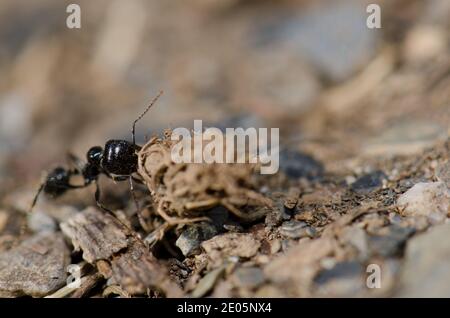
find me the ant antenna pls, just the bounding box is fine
[132,90,163,145]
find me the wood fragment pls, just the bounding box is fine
[60,208,129,263]
[61,207,182,297]
[71,272,104,298]
[0,232,70,297]
[103,285,130,298]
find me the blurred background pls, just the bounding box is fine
[0,0,448,199]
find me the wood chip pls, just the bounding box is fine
[0,232,70,297]
[60,208,129,263]
[61,207,182,297]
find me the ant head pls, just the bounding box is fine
[102,140,138,176]
[87,146,103,166]
[43,167,71,197]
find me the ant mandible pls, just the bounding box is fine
[29,91,164,231]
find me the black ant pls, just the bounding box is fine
[28,91,163,231]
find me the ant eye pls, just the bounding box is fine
[87,146,103,165]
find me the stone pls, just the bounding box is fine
[232,267,265,289]
[270,239,282,255]
[175,222,218,257]
[398,223,450,297]
[265,200,290,230]
[201,233,260,267]
[368,225,415,257]
[436,161,450,188]
[191,262,229,298]
[279,220,316,239]
[339,226,369,261]
[279,149,324,180]
[0,232,70,297]
[365,259,401,297]
[350,171,386,195]
[264,237,334,296]
[397,182,450,218]
[314,261,364,297]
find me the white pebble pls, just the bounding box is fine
[397,182,449,218]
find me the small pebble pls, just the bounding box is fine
[388,212,403,225]
[279,220,316,239]
[350,170,386,195]
[270,239,281,255]
[233,267,265,289]
[320,257,337,270]
[397,182,449,217]
[176,222,218,257]
[279,149,324,180]
[436,161,450,188]
[368,225,415,257]
[398,223,450,297]
[222,223,244,233]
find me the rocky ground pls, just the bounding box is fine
[0,0,449,297]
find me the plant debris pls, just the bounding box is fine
[0,232,69,297]
[137,133,272,227]
[60,207,182,297]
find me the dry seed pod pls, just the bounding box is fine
[137,131,272,225]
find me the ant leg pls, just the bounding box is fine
[132,90,163,145]
[94,180,117,217]
[29,181,45,215]
[129,176,149,232]
[131,175,145,185]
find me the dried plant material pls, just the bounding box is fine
[137,133,272,225]
[45,262,91,298]
[61,207,182,297]
[108,239,182,296]
[103,285,130,298]
[0,232,70,297]
[71,272,104,298]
